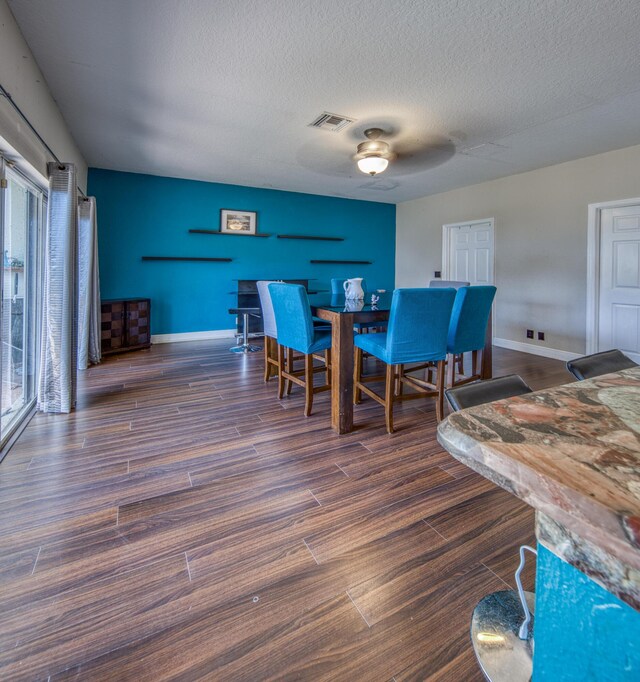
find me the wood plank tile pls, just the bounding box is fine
[0,468,192,533]
[0,546,40,581]
[119,457,344,526]
[424,486,529,540]
[0,490,320,615]
[0,340,565,679]
[0,555,190,680]
[324,564,505,682]
[347,510,527,626]
[305,474,495,563]
[310,461,453,506]
[0,507,117,553]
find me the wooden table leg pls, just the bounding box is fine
[330,312,355,434]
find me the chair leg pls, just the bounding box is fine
[471,350,479,377]
[304,353,314,417]
[395,364,404,396]
[354,346,363,404]
[277,344,286,399]
[436,359,446,421]
[447,353,456,388]
[263,342,270,382]
[426,363,435,385]
[286,347,294,395]
[385,363,395,434]
[325,349,332,387]
[457,353,465,376]
[479,348,487,378]
[264,337,277,382]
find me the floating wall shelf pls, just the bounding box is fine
[189,229,271,238]
[310,259,372,265]
[142,256,232,262]
[277,234,344,242]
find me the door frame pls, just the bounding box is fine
[586,197,640,355]
[441,217,495,282]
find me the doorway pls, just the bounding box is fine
[587,199,640,363]
[442,218,495,285]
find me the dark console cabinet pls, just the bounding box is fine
[101,298,151,355]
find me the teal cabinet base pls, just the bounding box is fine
[533,543,640,681]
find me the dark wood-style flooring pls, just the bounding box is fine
[0,340,570,680]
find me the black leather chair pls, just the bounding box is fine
[566,349,637,381]
[445,374,533,412]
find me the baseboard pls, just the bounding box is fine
[493,337,581,362]
[151,329,237,344]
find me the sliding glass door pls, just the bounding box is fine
[1,167,43,448]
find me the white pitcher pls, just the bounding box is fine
[343,277,365,300]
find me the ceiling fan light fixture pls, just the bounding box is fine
[355,127,391,176]
[357,155,389,176]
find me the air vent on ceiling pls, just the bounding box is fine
[308,112,355,132]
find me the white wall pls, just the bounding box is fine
[0,0,86,189]
[396,144,640,356]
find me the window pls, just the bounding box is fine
[1,167,44,449]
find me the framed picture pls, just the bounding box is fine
[220,209,257,235]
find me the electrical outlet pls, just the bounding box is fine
[526,329,534,339]
[434,270,441,278]
[538,331,545,341]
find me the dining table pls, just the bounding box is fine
[309,291,493,434]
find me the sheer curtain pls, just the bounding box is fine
[77,197,101,370]
[37,163,78,413]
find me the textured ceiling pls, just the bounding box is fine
[7,0,640,203]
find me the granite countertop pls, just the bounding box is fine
[437,367,640,610]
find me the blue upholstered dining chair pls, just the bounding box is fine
[353,288,456,432]
[429,279,470,289]
[256,280,279,382]
[429,280,470,374]
[268,283,332,416]
[446,285,496,386]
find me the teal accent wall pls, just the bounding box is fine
[88,169,396,335]
[533,543,640,681]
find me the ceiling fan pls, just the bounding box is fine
[354,128,395,176]
[297,121,455,179]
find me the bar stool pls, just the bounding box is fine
[228,308,262,354]
[445,374,533,411]
[269,283,332,416]
[353,288,456,432]
[566,349,637,380]
[444,373,537,680]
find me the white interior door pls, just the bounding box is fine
[598,205,640,363]
[446,220,494,284]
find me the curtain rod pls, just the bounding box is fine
[0,82,88,199]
